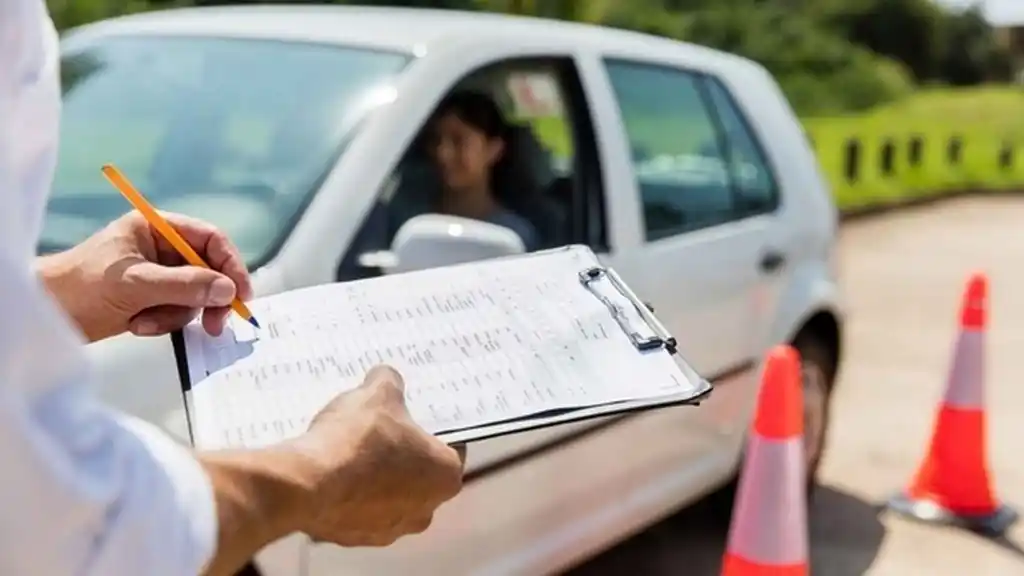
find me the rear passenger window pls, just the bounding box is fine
[604,60,776,241]
[702,78,778,215]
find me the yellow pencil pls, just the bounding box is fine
[101,164,260,329]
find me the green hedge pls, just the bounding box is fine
[807,87,1024,209]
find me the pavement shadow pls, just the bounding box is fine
[565,485,886,576]
[954,523,1024,564]
[808,486,888,576]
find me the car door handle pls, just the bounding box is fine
[759,250,786,274]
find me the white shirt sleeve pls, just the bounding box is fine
[0,2,218,575]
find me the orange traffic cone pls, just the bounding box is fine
[722,346,809,576]
[887,272,1017,535]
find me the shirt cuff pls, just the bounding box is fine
[121,414,219,574]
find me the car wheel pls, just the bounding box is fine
[705,333,837,523]
[796,334,836,489]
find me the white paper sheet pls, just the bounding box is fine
[183,246,703,450]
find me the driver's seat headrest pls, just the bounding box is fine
[504,124,556,189]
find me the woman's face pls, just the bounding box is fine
[429,112,504,193]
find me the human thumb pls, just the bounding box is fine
[361,365,408,410]
[125,262,237,309]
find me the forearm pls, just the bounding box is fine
[199,449,314,576]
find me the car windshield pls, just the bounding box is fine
[41,35,410,266]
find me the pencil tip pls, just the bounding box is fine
[248,316,261,329]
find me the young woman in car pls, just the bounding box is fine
[425,90,542,252]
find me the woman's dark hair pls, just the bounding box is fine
[429,90,544,219]
[432,90,510,142]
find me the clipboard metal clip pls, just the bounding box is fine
[578,266,678,355]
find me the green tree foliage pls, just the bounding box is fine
[816,0,947,81]
[939,7,1014,85]
[676,6,915,114]
[46,0,1016,115]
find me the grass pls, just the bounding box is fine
[526,85,1024,211]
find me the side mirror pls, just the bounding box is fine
[357,214,525,274]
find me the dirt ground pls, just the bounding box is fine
[568,196,1024,576]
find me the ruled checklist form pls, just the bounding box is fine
[181,246,709,449]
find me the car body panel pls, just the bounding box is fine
[307,368,752,576]
[62,7,843,575]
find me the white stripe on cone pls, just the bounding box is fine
[944,330,985,410]
[725,436,809,565]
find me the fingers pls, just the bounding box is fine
[129,306,200,337]
[309,366,407,430]
[452,443,468,468]
[123,261,237,310]
[127,305,231,337]
[149,212,254,302]
[359,365,463,493]
[433,442,465,499]
[361,365,464,482]
[408,513,434,535]
[301,363,465,547]
[360,365,407,409]
[201,306,232,336]
[364,365,405,392]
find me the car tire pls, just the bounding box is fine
[704,333,838,525]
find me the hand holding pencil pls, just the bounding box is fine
[100,163,260,331]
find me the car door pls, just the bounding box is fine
[590,57,787,437]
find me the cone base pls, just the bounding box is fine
[721,552,807,576]
[887,492,1018,536]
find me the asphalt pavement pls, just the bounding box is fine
[567,196,1024,575]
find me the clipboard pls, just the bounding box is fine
[170,245,713,448]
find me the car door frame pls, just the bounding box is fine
[265,34,595,291]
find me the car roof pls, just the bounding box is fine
[64,4,743,67]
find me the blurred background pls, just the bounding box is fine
[46,0,1024,209]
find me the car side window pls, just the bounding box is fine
[336,58,586,282]
[604,59,767,242]
[701,77,779,215]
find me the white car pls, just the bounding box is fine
[46,5,843,575]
